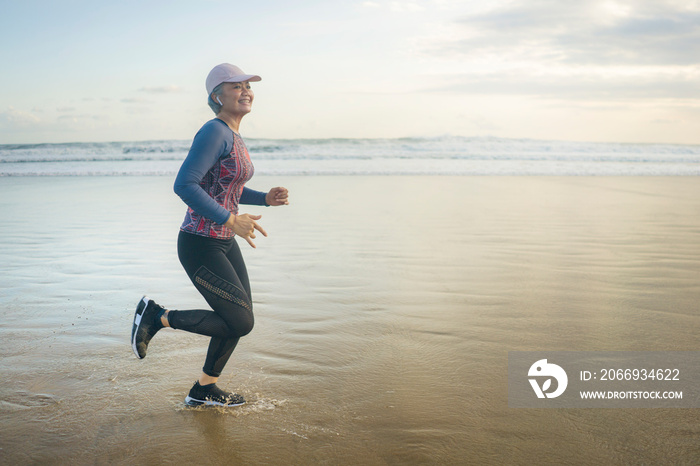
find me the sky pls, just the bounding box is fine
[1,0,699,145]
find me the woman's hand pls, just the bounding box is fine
[266,187,289,206]
[224,213,268,248]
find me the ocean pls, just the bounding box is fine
[2,136,700,176]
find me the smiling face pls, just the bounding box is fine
[215,81,254,118]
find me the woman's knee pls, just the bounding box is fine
[238,318,254,337]
[223,316,253,338]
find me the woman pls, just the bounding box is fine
[131,63,289,407]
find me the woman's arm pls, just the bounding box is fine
[240,187,289,206]
[240,187,268,206]
[173,121,231,225]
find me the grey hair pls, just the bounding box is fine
[207,83,225,115]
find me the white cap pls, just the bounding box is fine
[206,63,261,95]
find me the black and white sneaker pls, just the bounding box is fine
[184,381,246,407]
[131,296,165,359]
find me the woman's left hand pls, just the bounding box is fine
[266,187,289,206]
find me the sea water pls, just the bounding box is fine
[2,136,700,176]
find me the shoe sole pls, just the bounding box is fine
[184,395,245,407]
[131,296,150,359]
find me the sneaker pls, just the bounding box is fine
[184,381,246,407]
[131,296,164,359]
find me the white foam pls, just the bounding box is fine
[2,137,700,176]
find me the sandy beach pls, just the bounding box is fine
[1,175,699,464]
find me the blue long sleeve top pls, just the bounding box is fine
[174,118,267,238]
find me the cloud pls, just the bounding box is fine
[429,67,700,100]
[56,114,107,121]
[0,107,41,129]
[389,1,425,12]
[120,97,151,104]
[441,0,700,66]
[413,0,700,100]
[359,0,426,12]
[139,84,182,93]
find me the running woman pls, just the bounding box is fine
[131,63,289,407]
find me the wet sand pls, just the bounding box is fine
[1,175,699,464]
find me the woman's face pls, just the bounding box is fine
[217,81,254,117]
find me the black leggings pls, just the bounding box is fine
[169,230,255,377]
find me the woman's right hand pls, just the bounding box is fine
[224,213,268,248]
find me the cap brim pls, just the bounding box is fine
[222,74,261,83]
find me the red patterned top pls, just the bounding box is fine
[177,121,255,239]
